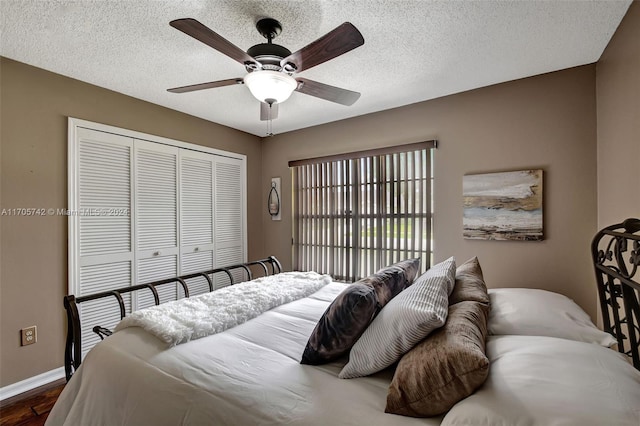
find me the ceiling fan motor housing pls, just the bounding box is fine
[246,43,292,71]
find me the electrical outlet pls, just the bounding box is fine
[21,326,37,346]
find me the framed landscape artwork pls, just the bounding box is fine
[463,169,543,241]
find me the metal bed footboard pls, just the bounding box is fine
[592,218,640,370]
[63,256,283,381]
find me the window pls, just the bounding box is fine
[291,141,436,281]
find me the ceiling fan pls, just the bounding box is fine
[167,17,365,121]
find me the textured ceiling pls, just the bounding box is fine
[0,0,631,137]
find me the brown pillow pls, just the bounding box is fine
[301,284,378,365]
[449,257,490,306]
[386,301,490,417]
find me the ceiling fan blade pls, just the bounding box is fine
[260,102,279,121]
[167,78,243,93]
[170,18,260,68]
[280,22,364,73]
[295,78,361,106]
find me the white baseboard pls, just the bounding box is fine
[0,367,65,401]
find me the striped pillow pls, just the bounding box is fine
[339,257,456,379]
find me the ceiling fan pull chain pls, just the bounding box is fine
[267,103,274,137]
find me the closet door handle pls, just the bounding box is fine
[194,247,200,252]
[153,251,160,256]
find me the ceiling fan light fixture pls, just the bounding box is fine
[243,70,297,104]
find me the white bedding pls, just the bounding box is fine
[445,335,640,425]
[48,283,443,426]
[47,280,640,426]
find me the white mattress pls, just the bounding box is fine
[47,282,443,425]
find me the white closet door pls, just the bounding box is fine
[179,150,215,295]
[134,139,180,310]
[73,128,134,356]
[70,119,248,354]
[214,156,247,287]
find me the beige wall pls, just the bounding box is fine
[262,66,598,321]
[596,0,639,228]
[0,58,263,387]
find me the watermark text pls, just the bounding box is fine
[1,208,130,217]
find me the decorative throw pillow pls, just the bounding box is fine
[301,258,420,365]
[362,258,421,306]
[488,288,617,347]
[377,258,422,286]
[449,257,490,306]
[386,301,490,417]
[339,257,456,379]
[300,283,378,364]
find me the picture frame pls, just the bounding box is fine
[463,169,543,241]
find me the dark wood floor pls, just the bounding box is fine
[0,380,65,426]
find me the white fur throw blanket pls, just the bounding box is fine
[114,271,331,346]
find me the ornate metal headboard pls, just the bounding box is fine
[592,218,640,369]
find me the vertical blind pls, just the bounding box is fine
[291,141,436,282]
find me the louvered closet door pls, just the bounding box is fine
[75,128,133,356]
[134,139,180,310]
[214,156,246,287]
[179,150,215,295]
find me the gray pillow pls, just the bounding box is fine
[339,257,456,378]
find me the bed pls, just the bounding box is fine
[47,220,640,425]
